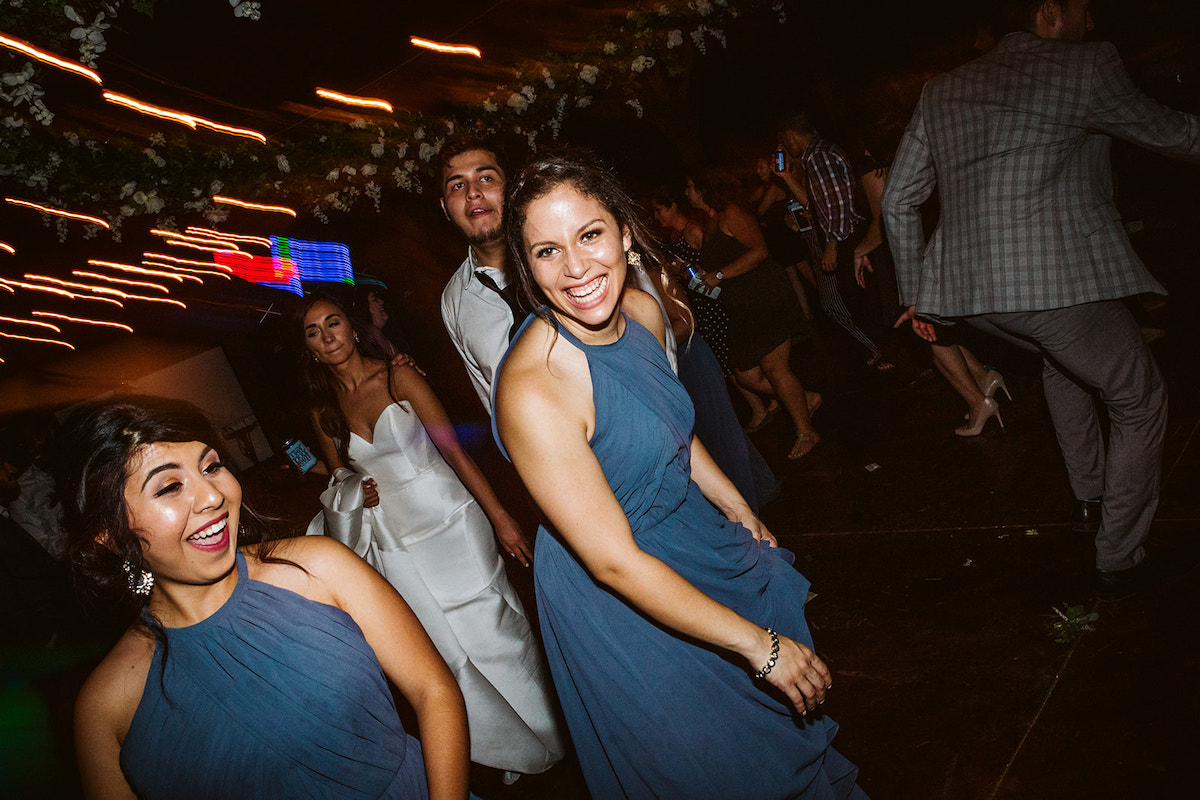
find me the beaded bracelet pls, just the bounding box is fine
[754,628,780,678]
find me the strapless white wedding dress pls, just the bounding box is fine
[348,401,565,774]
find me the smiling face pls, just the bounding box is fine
[303,299,357,366]
[522,184,631,340]
[123,440,241,590]
[441,148,507,247]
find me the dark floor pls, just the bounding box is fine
[3,280,1199,799]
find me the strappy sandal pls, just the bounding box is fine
[788,431,820,460]
[744,402,780,433]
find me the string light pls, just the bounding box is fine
[0,277,124,306]
[0,32,103,84]
[102,91,266,143]
[87,260,190,283]
[409,36,482,57]
[5,198,110,229]
[0,241,14,254]
[0,330,75,350]
[315,88,394,113]
[32,311,134,333]
[0,315,61,333]
[211,196,297,217]
[185,227,271,248]
[73,270,169,294]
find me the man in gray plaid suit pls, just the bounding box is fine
[883,0,1200,600]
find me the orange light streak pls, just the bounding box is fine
[101,92,266,143]
[0,330,75,350]
[186,227,272,248]
[144,253,234,272]
[0,32,103,85]
[32,311,134,333]
[73,270,169,294]
[0,315,61,333]
[5,198,110,229]
[143,261,230,280]
[87,260,189,283]
[151,229,242,250]
[26,274,126,298]
[315,88,394,113]
[211,196,297,217]
[103,91,197,128]
[0,278,124,306]
[409,36,482,57]
[163,239,242,254]
[0,283,13,294]
[0,241,14,254]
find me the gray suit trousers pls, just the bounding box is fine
[968,301,1166,571]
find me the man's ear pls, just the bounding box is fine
[1037,0,1061,32]
[440,196,450,222]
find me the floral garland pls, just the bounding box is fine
[1,0,787,240]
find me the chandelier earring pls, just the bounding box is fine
[626,249,643,268]
[122,561,155,596]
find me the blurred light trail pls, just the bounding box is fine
[315,88,394,113]
[88,260,189,283]
[143,261,230,280]
[25,274,125,298]
[73,270,169,293]
[163,239,241,254]
[144,253,233,273]
[0,330,75,350]
[0,241,14,254]
[0,32,103,84]
[5,198,110,229]
[0,315,61,333]
[151,229,241,250]
[102,92,266,142]
[0,278,124,306]
[212,196,297,217]
[409,36,481,57]
[32,311,134,332]
[103,91,197,128]
[186,227,271,249]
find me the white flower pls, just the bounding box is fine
[342,165,357,176]
[666,29,683,48]
[393,166,412,190]
[527,130,538,150]
[445,119,455,134]
[132,190,147,204]
[631,56,655,73]
[210,180,224,194]
[361,164,377,177]
[712,29,727,48]
[419,142,437,162]
[231,1,262,21]
[413,126,426,140]
[203,206,230,224]
[144,193,165,214]
[120,181,137,199]
[693,0,713,16]
[327,169,341,181]
[542,67,555,89]
[483,99,498,113]
[396,142,408,159]
[657,5,670,16]
[277,154,291,172]
[691,26,709,54]
[507,92,529,112]
[119,205,135,217]
[521,84,536,101]
[63,131,80,145]
[149,132,166,146]
[365,181,382,210]
[370,142,385,158]
[576,96,592,108]
[350,119,367,129]
[579,64,599,84]
[603,42,618,55]
[626,99,644,118]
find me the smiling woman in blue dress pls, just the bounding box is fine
[493,151,868,799]
[60,397,471,799]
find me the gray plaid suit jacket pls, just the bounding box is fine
[883,32,1200,318]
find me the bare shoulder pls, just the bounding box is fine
[496,316,591,441]
[622,289,667,342]
[241,538,351,606]
[76,625,156,738]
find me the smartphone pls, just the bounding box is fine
[283,438,317,473]
[774,149,786,172]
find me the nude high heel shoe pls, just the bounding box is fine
[956,397,1004,437]
[979,370,1012,401]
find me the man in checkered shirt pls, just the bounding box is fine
[883,0,1200,599]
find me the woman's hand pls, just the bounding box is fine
[362,477,380,508]
[735,511,778,548]
[821,241,838,273]
[390,352,426,377]
[854,253,873,288]
[746,629,832,716]
[702,271,721,288]
[493,513,533,567]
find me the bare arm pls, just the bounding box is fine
[289,537,471,800]
[688,436,777,547]
[495,316,829,715]
[75,671,139,799]
[702,205,770,285]
[392,365,533,566]
[308,408,379,507]
[756,183,787,217]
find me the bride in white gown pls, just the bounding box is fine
[297,293,565,776]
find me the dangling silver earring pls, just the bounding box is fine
[626,249,642,268]
[312,353,320,363]
[354,332,360,342]
[122,561,154,596]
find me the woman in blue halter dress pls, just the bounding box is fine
[59,398,474,799]
[494,154,867,799]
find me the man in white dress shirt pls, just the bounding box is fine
[439,136,518,414]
